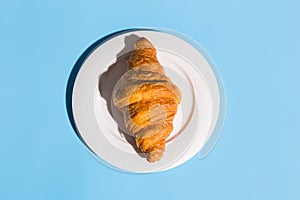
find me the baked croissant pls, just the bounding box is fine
[112,38,181,162]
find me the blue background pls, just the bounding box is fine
[1,0,299,199]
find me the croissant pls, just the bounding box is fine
[112,38,181,162]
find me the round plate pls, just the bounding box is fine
[70,28,225,173]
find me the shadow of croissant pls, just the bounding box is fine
[98,34,147,158]
[66,29,131,146]
[66,27,141,144]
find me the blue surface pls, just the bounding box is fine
[1,0,300,199]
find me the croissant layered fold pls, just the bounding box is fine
[112,38,181,162]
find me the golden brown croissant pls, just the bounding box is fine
[112,38,181,162]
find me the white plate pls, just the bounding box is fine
[71,29,225,173]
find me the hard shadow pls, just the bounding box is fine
[65,29,131,142]
[65,28,156,159]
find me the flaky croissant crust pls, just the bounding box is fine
[113,38,181,162]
